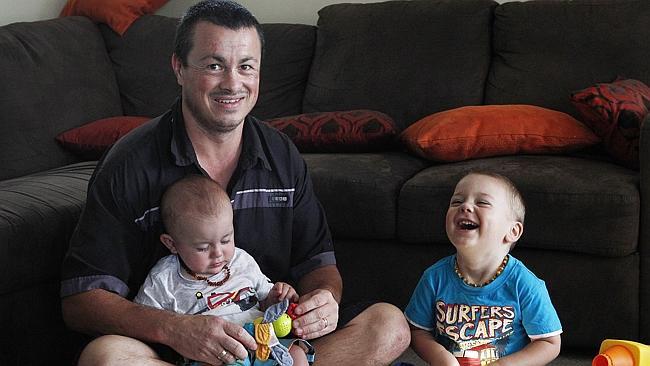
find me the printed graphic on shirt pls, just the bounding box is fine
[435,300,515,365]
[193,287,259,315]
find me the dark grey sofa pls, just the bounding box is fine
[1,0,648,364]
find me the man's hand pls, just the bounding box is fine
[168,314,257,365]
[291,289,339,340]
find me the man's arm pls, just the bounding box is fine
[62,289,257,363]
[296,264,342,303]
[291,265,342,339]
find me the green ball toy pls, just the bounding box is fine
[271,313,293,338]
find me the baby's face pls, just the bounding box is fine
[445,174,516,254]
[172,211,235,277]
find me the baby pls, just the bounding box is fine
[135,174,312,365]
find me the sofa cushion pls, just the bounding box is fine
[56,116,151,160]
[400,105,599,162]
[485,0,650,117]
[267,110,398,153]
[0,162,96,294]
[303,152,429,239]
[571,78,650,169]
[303,0,496,130]
[0,17,122,180]
[253,23,317,119]
[101,16,317,120]
[99,15,179,117]
[398,155,638,257]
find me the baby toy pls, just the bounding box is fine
[230,299,313,366]
[592,339,650,366]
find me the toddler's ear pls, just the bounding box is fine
[160,233,178,254]
[505,221,524,244]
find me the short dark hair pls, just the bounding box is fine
[174,0,265,66]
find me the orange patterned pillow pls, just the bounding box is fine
[400,105,600,162]
[60,0,168,35]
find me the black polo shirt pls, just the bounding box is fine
[61,100,335,299]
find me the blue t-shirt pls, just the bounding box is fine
[405,255,562,362]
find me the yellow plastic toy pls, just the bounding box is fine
[592,339,650,366]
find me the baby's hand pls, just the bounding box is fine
[269,282,299,303]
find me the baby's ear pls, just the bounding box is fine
[160,233,178,253]
[505,221,524,244]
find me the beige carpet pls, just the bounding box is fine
[393,347,594,365]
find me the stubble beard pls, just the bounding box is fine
[185,93,245,136]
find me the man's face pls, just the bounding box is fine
[173,21,261,134]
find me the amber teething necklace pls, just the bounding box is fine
[454,255,509,287]
[181,261,231,287]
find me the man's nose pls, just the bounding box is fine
[219,68,242,90]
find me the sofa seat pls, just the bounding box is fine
[0,161,96,295]
[398,155,639,256]
[304,152,429,239]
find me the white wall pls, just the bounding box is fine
[0,0,512,27]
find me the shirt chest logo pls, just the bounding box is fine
[232,188,295,210]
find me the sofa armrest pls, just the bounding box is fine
[638,113,650,342]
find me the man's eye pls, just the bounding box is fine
[207,64,222,71]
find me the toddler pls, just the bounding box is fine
[405,171,562,365]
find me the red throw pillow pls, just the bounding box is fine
[56,116,150,160]
[60,0,168,35]
[571,78,650,169]
[266,110,398,152]
[400,105,600,162]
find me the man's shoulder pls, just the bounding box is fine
[104,115,167,164]
[92,114,171,182]
[248,115,297,150]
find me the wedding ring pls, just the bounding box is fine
[217,349,228,361]
[322,317,329,329]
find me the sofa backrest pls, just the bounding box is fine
[0,16,122,181]
[303,0,497,130]
[485,0,650,117]
[101,15,317,121]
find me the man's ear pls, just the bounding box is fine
[171,54,184,86]
[505,221,524,244]
[160,233,178,254]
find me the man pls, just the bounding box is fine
[60,1,410,365]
